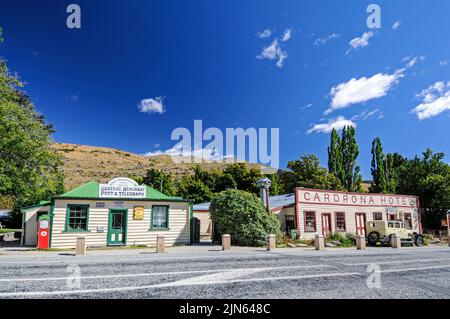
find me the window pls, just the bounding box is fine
[388,214,396,221]
[66,205,89,231]
[404,213,412,229]
[373,212,383,221]
[304,211,316,232]
[335,212,346,231]
[151,205,169,229]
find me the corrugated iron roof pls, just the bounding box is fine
[193,193,295,211]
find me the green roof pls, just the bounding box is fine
[56,180,178,200]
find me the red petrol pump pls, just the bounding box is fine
[37,214,50,250]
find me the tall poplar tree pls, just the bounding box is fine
[370,137,387,193]
[327,128,343,182]
[340,126,362,192]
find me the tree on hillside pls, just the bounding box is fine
[396,149,450,230]
[142,168,175,195]
[210,189,281,246]
[176,176,213,204]
[370,137,387,193]
[340,126,362,192]
[280,154,343,192]
[0,32,64,221]
[223,163,262,195]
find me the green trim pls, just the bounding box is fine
[64,204,90,232]
[21,202,51,212]
[150,205,169,230]
[49,199,55,248]
[107,208,128,246]
[53,196,190,202]
[148,228,170,231]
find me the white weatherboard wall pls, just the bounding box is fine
[295,188,420,240]
[22,206,50,246]
[51,199,190,249]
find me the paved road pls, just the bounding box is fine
[0,246,449,299]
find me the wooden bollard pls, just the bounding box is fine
[315,234,324,251]
[75,236,86,255]
[156,235,165,253]
[267,234,276,251]
[391,234,401,248]
[356,235,366,250]
[222,234,231,251]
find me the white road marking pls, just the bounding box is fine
[0,264,329,282]
[345,257,450,266]
[0,272,361,297]
[379,264,450,273]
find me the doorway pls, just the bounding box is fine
[355,213,366,236]
[321,213,332,237]
[107,209,127,246]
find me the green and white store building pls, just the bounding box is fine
[21,177,192,249]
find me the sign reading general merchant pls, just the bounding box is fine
[298,188,418,207]
[99,177,146,198]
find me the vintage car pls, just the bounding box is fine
[366,220,424,247]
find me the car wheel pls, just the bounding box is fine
[415,235,424,247]
[367,232,379,246]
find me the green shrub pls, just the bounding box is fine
[210,189,281,247]
[325,232,356,247]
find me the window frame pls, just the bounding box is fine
[373,212,383,221]
[65,204,90,232]
[404,212,412,229]
[150,205,170,230]
[304,211,316,232]
[334,212,346,232]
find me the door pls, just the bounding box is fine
[321,213,332,237]
[355,213,366,236]
[108,209,127,246]
[193,218,201,243]
[285,215,296,236]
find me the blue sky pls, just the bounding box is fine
[1,0,449,178]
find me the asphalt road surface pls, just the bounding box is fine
[0,246,449,299]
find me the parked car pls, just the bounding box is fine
[366,220,424,247]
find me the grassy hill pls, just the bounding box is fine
[52,143,266,191]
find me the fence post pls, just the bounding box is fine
[391,234,401,248]
[75,236,86,255]
[222,234,231,251]
[156,234,165,253]
[356,235,366,250]
[315,234,324,251]
[267,234,276,251]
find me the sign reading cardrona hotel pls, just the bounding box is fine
[299,189,417,207]
[99,177,146,198]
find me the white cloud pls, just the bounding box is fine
[392,21,401,30]
[138,97,165,114]
[346,31,373,55]
[280,28,293,42]
[299,103,313,110]
[143,143,232,162]
[314,33,341,46]
[412,81,450,120]
[439,60,449,66]
[307,116,356,134]
[256,29,273,39]
[66,93,80,103]
[351,108,383,121]
[325,58,421,114]
[256,39,288,68]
